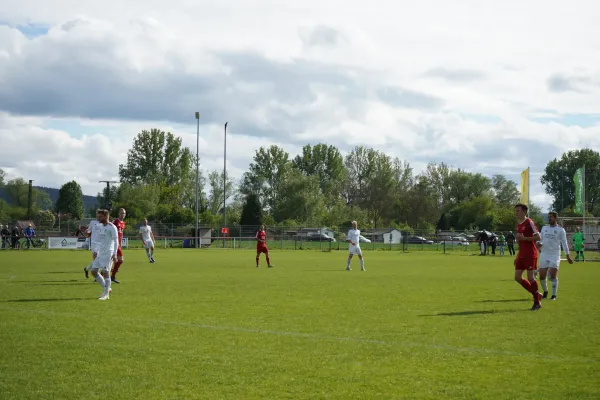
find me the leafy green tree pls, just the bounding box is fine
[240,193,263,227]
[491,175,520,206]
[207,170,236,215]
[292,143,346,206]
[541,149,600,214]
[36,210,56,228]
[240,145,291,211]
[0,168,5,187]
[119,129,193,186]
[4,178,51,211]
[272,170,324,225]
[55,180,84,220]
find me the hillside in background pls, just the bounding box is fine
[0,186,98,212]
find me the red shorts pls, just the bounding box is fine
[256,245,268,254]
[515,257,537,271]
[117,247,123,257]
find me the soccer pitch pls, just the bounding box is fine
[1,250,599,400]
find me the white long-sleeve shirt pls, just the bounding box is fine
[96,222,119,257]
[87,220,100,252]
[347,229,361,247]
[539,225,569,260]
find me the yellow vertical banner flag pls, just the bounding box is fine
[520,168,529,205]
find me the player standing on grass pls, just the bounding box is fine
[139,218,156,263]
[90,209,118,300]
[513,203,543,310]
[538,211,573,300]
[573,226,585,262]
[84,211,101,279]
[111,208,126,283]
[346,221,365,271]
[255,225,273,268]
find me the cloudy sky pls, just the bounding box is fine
[1,0,599,209]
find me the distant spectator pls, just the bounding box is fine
[24,224,35,249]
[497,232,506,256]
[488,232,498,255]
[477,231,488,255]
[11,225,20,249]
[506,231,516,255]
[1,225,9,249]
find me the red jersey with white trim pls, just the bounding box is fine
[256,230,267,247]
[516,217,538,259]
[112,218,126,248]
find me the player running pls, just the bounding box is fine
[513,203,543,310]
[538,211,573,300]
[111,208,126,283]
[255,225,273,268]
[346,221,365,271]
[573,226,585,262]
[89,209,119,300]
[83,211,101,278]
[139,218,156,263]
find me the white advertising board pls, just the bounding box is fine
[48,237,80,249]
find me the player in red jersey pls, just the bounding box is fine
[110,208,127,283]
[255,225,273,268]
[514,203,543,310]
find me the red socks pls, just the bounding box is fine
[519,278,539,297]
[256,257,259,266]
[266,257,270,266]
[519,279,532,292]
[112,260,123,277]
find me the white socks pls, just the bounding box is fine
[146,251,152,260]
[346,258,351,268]
[540,278,548,292]
[360,259,365,270]
[95,274,105,288]
[551,278,558,296]
[104,275,111,295]
[85,262,93,271]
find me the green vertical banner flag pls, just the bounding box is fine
[574,167,584,214]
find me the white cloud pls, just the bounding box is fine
[1,0,600,211]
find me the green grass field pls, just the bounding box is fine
[1,249,599,399]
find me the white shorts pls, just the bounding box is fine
[349,245,362,256]
[538,258,560,270]
[143,240,154,249]
[91,255,113,272]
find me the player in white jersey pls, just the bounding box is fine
[83,213,101,278]
[139,218,156,263]
[89,209,119,300]
[346,221,365,271]
[538,211,573,300]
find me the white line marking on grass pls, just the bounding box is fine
[1,305,598,364]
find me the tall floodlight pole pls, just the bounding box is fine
[195,112,200,249]
[223,122,228,248]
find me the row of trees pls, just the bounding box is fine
[1,129,598,234]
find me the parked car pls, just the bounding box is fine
[297,233,336,242]
[439,237,469,246]
[405,236,434,244]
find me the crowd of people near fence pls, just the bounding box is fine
[0,223,39,250]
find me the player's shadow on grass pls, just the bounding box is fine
[35,282,89,286]
[419,309,522,317]
[3,298,89,302]
[477,299,529,303]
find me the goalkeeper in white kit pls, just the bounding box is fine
[346,221,365,271]
[538,211,573,300]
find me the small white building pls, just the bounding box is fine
[361,228,403,244]
[382,229,403,244]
